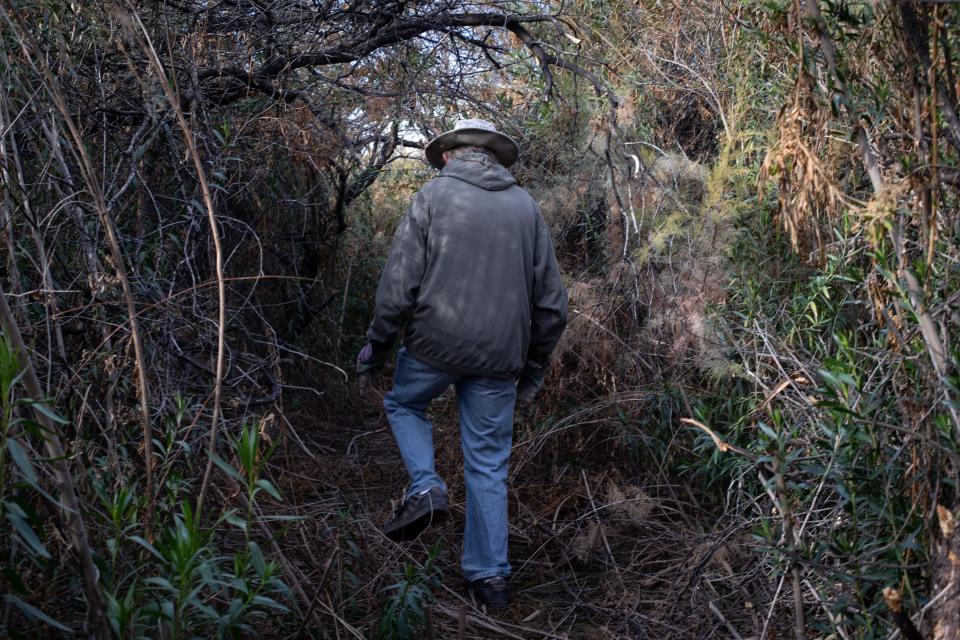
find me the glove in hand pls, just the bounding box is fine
[356,341,390,374]
[516,360,546,404]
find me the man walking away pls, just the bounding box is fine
[356,119,568,610]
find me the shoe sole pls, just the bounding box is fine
[384,508,449,542]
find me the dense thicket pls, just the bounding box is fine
[1,1,959,639]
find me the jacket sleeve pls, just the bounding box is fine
[528,209,568,364]
[367,189,430,346]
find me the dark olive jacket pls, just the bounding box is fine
[367,152,568,377]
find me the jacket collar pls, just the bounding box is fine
[439,152,517,191]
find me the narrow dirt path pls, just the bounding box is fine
[258,378,777,639]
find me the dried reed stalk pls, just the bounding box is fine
[122,6,228,518]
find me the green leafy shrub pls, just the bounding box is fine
[377,543,443,640]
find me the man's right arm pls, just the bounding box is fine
[367,189,430,349]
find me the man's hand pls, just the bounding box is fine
[516,360,546,404]
[356,341,391,392]
[356,341,390,374]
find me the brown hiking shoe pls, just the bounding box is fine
[383,487,449,542]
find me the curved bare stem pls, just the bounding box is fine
[123,7,227,518]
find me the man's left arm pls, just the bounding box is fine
[517,210,568,402]
[528,211,569,361]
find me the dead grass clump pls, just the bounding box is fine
[758,102,849,262]
[547,279,622,400]
[572,521,603,562]
[625,150,736,378]
[605,480,654,526]
[649,153,710,205]
[537,180,583,233]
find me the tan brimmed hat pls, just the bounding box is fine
[424,119,520,169]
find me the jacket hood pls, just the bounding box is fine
[438,153,517,191]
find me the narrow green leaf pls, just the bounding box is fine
[6,504,50,559]
[225,512,248,532]
[144,577,176,592]
[128,535,165,561]
[254,479,282,501]
[210,454,243,482]
[7,439,38,484]
[4,594,72,632]
[24,400,69,425]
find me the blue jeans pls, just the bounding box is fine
[384,348,516,581]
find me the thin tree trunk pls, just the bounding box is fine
[0,282,109,639]
[0,45,68,372]
[897,1,960,152]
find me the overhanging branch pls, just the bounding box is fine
[177,11,617,112]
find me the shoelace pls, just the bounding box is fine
[394,489,435,520]
[426,490,437,526]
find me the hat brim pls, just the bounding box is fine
[424,128,519,169]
